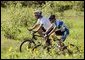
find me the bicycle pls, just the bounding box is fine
[43,36,73,55]
[19,30,80,56]
[20,30,41,52]
[19,29,52,52]
[45,35,80,55]
[53,38,81,55]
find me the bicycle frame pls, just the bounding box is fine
[31,31,42,40]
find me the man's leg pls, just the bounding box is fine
[50,33,55,40]
[37,27,45,37]
[61,29,69,42]
[49,32,55,44]
[55,30,65,50]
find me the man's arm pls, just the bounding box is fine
[32,23,39,29]
[34,24,42,31]
[29,20,40,30]
[48,27,56,36]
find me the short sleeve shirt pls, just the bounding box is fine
[52,20,67,31]
[36,17,52,30]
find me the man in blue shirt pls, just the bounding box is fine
[44,15,69,49]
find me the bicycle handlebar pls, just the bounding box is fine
[28,29,57,41]
[28,29,41,40]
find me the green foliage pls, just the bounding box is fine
[1,1,84,59]
[1,3,35,40]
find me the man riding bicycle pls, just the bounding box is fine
[44,15,69,49]
[29,10,52,37]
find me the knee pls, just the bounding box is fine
[49,34,55,40]
[66,29,69,35]
[61,36,66,42]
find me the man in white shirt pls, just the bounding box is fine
[29,10,51,37]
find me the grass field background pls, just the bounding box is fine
[1,1,84,59]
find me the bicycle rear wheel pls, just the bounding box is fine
[20,39,36,52]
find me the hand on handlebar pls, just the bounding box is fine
[44,34,49,38]
[32,30,37,33]
[28,30,37,35]
[42,32,45,35]
[28,28,33,31]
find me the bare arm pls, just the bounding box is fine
[29,19,40,30]
[32,23,39,29]
[45,24,53,34]
[34,24,42,31]
[48,27,56,36]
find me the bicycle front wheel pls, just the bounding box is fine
[20,39,36,52]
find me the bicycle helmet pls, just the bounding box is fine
[34,10,42,16]
[49,15,55,20]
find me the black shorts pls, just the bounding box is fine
[55,30,63,35]
[42,27,46,32]
[55,28,69,36]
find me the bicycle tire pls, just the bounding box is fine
[20,39,36,52]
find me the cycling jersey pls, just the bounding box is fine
[52,20,68,32]
[52,19,69,42]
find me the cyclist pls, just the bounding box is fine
[29,10,52,37]
[44,15,69,49]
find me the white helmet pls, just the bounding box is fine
[34,10,42,15]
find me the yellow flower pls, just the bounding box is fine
[65,54,69,57]
[68,45,71,48]
[9,47,12,52]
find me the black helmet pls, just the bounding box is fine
[49,15,55,21]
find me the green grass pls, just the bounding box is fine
[1,5,84,59]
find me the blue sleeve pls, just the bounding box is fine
[59,21,63,26]
[57,20,63,28]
